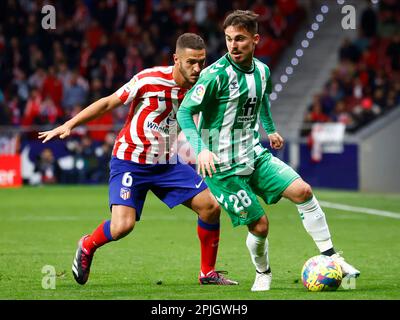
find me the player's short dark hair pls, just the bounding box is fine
[223,10,259,35]
[176,33,205,51]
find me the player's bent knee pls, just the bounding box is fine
[299,183,313,203]
[248,215,269,237]
[199,204,221,223]
[199,202,221,224]
[288,180,313,203]
[284,179,314,203]
[210,203,221,220]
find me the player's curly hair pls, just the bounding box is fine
[223,10,259,35]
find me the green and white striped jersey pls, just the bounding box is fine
[177,53,276,173]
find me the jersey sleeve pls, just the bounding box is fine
[176,106,208,155]
[260,73,276,134]
[266,74,273,94]
[177,75,219,155]
[114,75,141,105]
[180,74,219,113]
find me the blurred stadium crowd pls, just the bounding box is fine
[0,0,303,135]
[302,0,400,135]
[0,0,304,184]
[0,0,399,185]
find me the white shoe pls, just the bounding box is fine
[331,253,360,278]
[251,270,272,291]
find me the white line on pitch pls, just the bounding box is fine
[319,201,400,219]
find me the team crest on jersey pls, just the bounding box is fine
[230,81,238,90]
[120,187,131,200]
[129,77,136,87]
[191,84,205,103]
[239,211,248,220]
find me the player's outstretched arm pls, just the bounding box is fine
[38,123,73,143]
[38,93,121,143]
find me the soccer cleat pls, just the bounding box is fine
[199,270,239,285]
[251,268,272,291]
[331,253,360,278]
[72,235,94,285]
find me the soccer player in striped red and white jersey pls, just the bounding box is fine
[113,62,188,164]
[39,33,238,286]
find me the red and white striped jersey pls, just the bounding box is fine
[113,66,187,164]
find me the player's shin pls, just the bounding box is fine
[197,218,220,276]
[82,220,114,254]
[246,232,270,273]
[296,196,334,253]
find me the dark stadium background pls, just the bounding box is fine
[1,0,399,191]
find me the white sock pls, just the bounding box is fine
[296,195,333,252]
[246,232,269,273]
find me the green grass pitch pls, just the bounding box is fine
[0,186,399,300]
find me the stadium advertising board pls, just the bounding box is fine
[0,155,22,188]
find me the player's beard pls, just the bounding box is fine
[179,65,198,86]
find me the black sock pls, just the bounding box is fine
[321,248,336,256]
[256,267,271,274]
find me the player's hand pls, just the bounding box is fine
[197,149,220,178]
[268,132,284,150]
[38,124,72,143]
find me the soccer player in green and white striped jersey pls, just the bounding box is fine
[177,10,360,291]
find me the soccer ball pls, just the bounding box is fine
[301,255,342,292]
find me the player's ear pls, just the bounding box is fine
[253,33,260,46]
[173,53,179,65]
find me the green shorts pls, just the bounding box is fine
[205,150,300,227]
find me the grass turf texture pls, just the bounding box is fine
[0,186,399,300]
